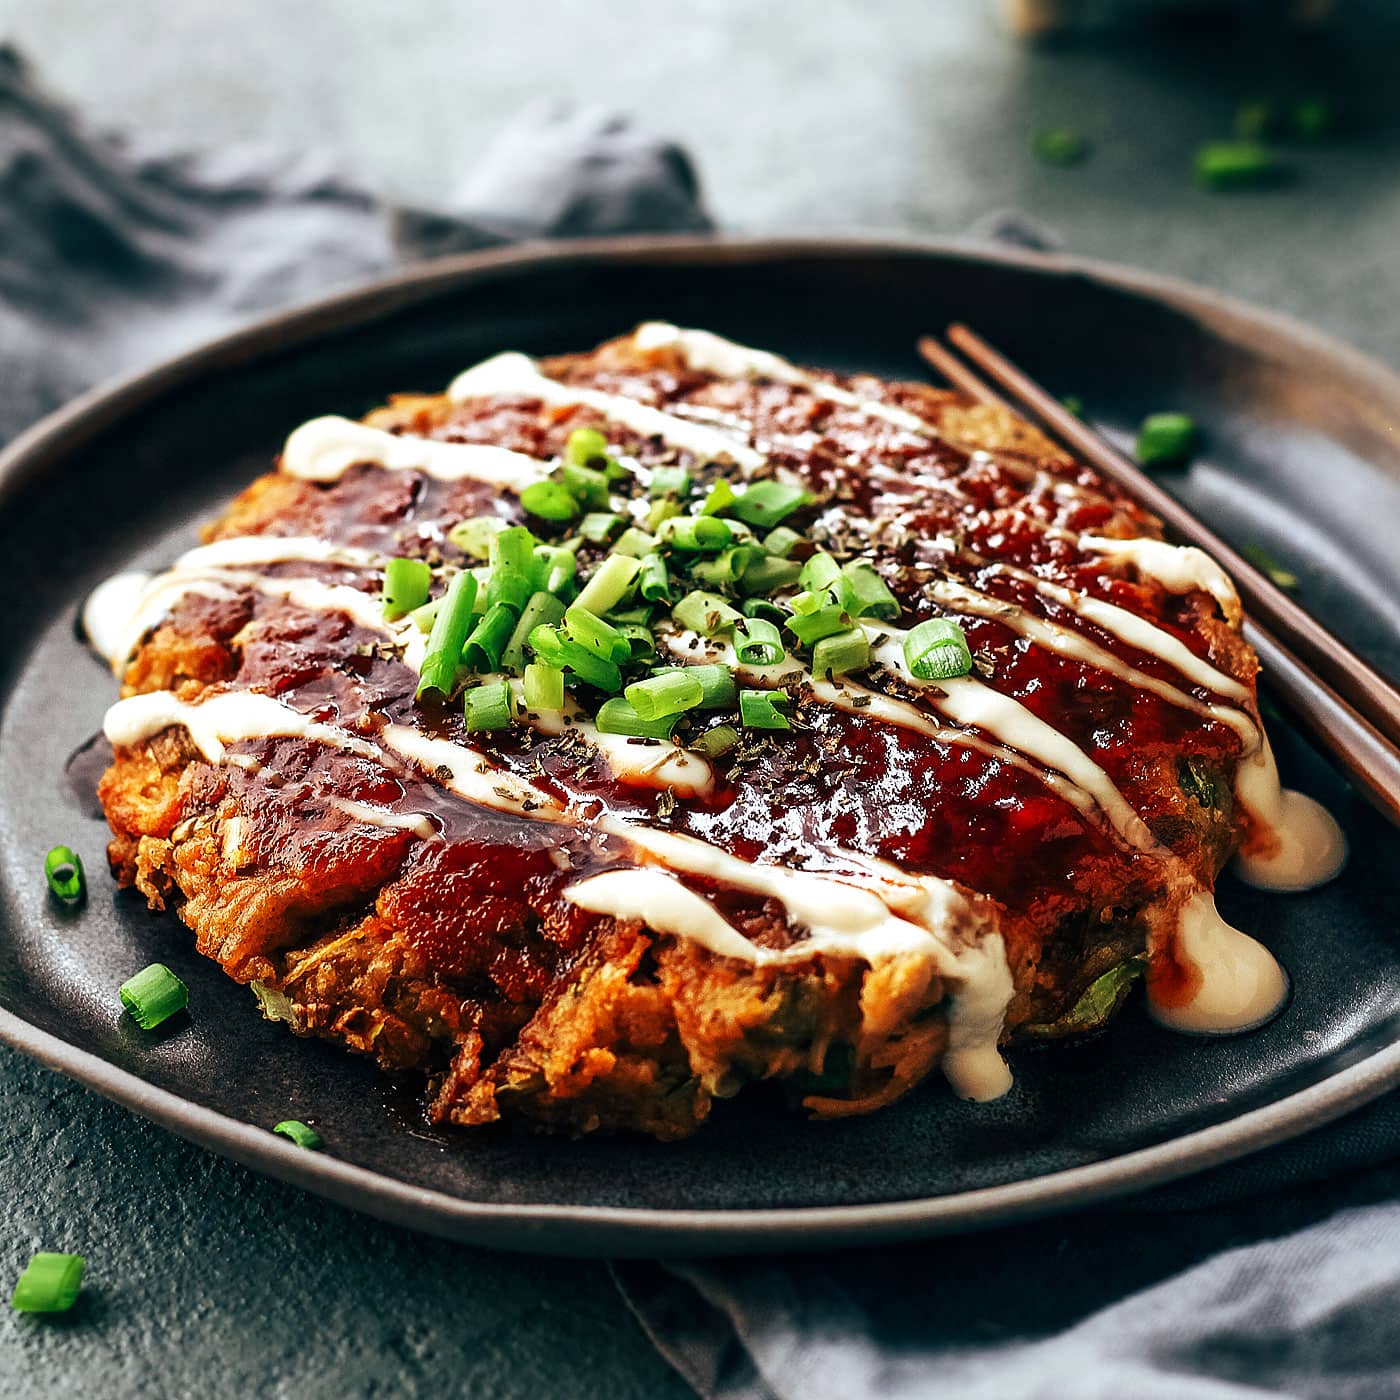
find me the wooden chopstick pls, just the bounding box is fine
[944,322,1400,753]
[916,328,1400,829]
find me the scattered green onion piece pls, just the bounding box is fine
[562,461,610,510]
[660,515,733,552]
[618,622,656,663]
[1242,543,1298,591]
[527,625,623,692]
[119,963,188,1030]
[1061,395,1085,419]
[1292,97,1333,142]
[1136,412,1197,467]
[626,671,705,720]
[762,525,803,558]
[838,561,900,620]
[519,478,579,522]
[903,618,973,680]
[645,498,682,533]
[693,724,740,758]
[574,553,641,615]
[741,596,787,625]
[788,589,824,616]
[408,597,442,634]
[734,617,786,666]
[652,663,738,709]
[43,846,85,903]
[649,465,691,498]
[729,480,811,529]
[534,545,577,596]
[464,676,514,732]
[11,1253,84,1314]
[416,570,478,697]
[523,662,565,713]
[811,627,871,679]
[1235,100,1276,142]
[485,565,532,615]
[638,553,671,603]
[566,426,610,467]
[737,555,802,596]
[1194,141,1287,191]
[611,527,658,559]
[448,515,504,559]
[490,525,538,572]
[785,604,850,645]
[381,557,432,621]
[272,1120,323,1151]
[691,545,759,587]
[594,698,680,739]
[700,479,738,516]
[739,689,791,731]
[1031,127,1088,167]
[563,606,632,664]
[499,592,565,674]
[579,511,624,544]
[672,589,742,637]
[799,552,841,593]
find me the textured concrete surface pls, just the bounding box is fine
[2,2,1399,1397]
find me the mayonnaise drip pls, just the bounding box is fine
[1081,535,1240,620]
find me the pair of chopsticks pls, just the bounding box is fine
[918,325,1400,829]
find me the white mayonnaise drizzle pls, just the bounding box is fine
[447,351,765,472]
[281,414,548,489]
[328,797,438,842]
[1148,890,1288,1034]
[82,571,154,669]
[1081,535,1240,618]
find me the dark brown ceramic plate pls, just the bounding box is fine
[1,236,1398,1257]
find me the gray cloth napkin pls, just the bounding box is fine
[5,42,1398,1400]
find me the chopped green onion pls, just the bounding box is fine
[660,515,733,552]
[565,426,610,466]
[408,597,443,634]
[1242,543,1298,591]
[564,605,632,664]
[618,622,656,663]
[381,557,432,621]
[579,511,624,544]
[533,545,577,596]
[1235,100,1276,142]
[638,553,671,603]
[611,526,658,558]
[693,724,740,758]
[672,589,742,636]
[741,596,787,625]
[448,515,504,559]
[44,846,85,903]
[416,570,477,697]
[1136,412,1197,467]
[737,555,802,596]
[788,589,824,616]
[1194,141,1287,191]
[648,465,691,498]
[574,553,641,615]
[799,552,841,593]
[645,497,682,533]
[903,618,973,680]
[734,617,785,666]
[485,565,532,614]
[465,676,514,732]
[1061,395,1085,419]
[626,671,705,719]
[519,478,579,522]
[1292,97,1333,142]
[653,663,738,710]
[490,525,538,573]
[1031,127,1088,167]
[523,662,565,713]
[119,963,188,1030]
[838,562,900,620]
[272,1120,323,1150]
[11,1253,84,1314]
[691,545,759,587]
[594,698,680,739]
[528,625,623,692]
[463,602,521,672]
[762,525,803,558]
[811,627,871,679]
[700,479,738,516]
[729,480,811,529]
[500,591,566,674]
[562,461,610,510]
[785,604,850,645]
[739,689,791,730]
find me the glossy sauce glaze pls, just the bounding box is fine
[90,324,1347,1104]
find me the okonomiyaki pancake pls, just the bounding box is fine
[87,323,1346,1140]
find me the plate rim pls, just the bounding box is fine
[3,231,1398,1257]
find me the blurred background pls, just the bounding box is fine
[7,0,1400,358]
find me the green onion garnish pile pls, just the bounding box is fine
[381,426,975,748]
